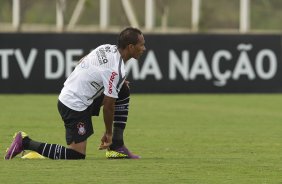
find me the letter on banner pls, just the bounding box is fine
[15,48,37,79]
[139,50,162,80]
[0,49,13,79]
[255,49,277,79]
[169,50,189,80]
[190,50,212,80]
[45,49,64,79]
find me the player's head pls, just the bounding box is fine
[117,27,146,60]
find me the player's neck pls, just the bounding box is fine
[118,48,130,63]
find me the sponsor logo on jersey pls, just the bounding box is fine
[96,48,108,65]
[108,71,118,94]
[77,122,86,135]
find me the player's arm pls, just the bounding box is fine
[99,67,120,149]
[99,95,115,150]
[103,95,115,134]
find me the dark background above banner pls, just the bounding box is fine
[0,33,282,93]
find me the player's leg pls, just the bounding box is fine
[90,84,139,159]
[29,100,93,159]
[23,135,87,160]
[5,131,86,160]
[55,100,94,158]
[110,83,129,150]
[5,101,93,160]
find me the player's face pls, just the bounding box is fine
[130,34,146,60]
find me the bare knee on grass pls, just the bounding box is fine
[68,141,87,155]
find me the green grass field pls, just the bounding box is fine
[1,94,282,183]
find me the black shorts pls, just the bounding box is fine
[91,94,104,116]
[57,100,94,145]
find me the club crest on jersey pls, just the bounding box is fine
[77,122,86,135]
[108,71,118,94]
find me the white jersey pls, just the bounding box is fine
[59,44,126,111]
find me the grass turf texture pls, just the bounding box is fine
[0,94,282,183]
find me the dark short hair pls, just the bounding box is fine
[117,27,142,49]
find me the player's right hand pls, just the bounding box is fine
[98,132,112,150]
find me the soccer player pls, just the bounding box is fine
[5,27,146,160]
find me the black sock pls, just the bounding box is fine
[22,137,85,160]
[23,137,41,151]
[37,143,85,160]
[110,123,126,150]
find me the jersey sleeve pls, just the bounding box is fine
[101,68,120,98]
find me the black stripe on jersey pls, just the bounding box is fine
[88,87,104,101]
[116,56,126,92]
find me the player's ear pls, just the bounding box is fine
[128,44,135,50]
